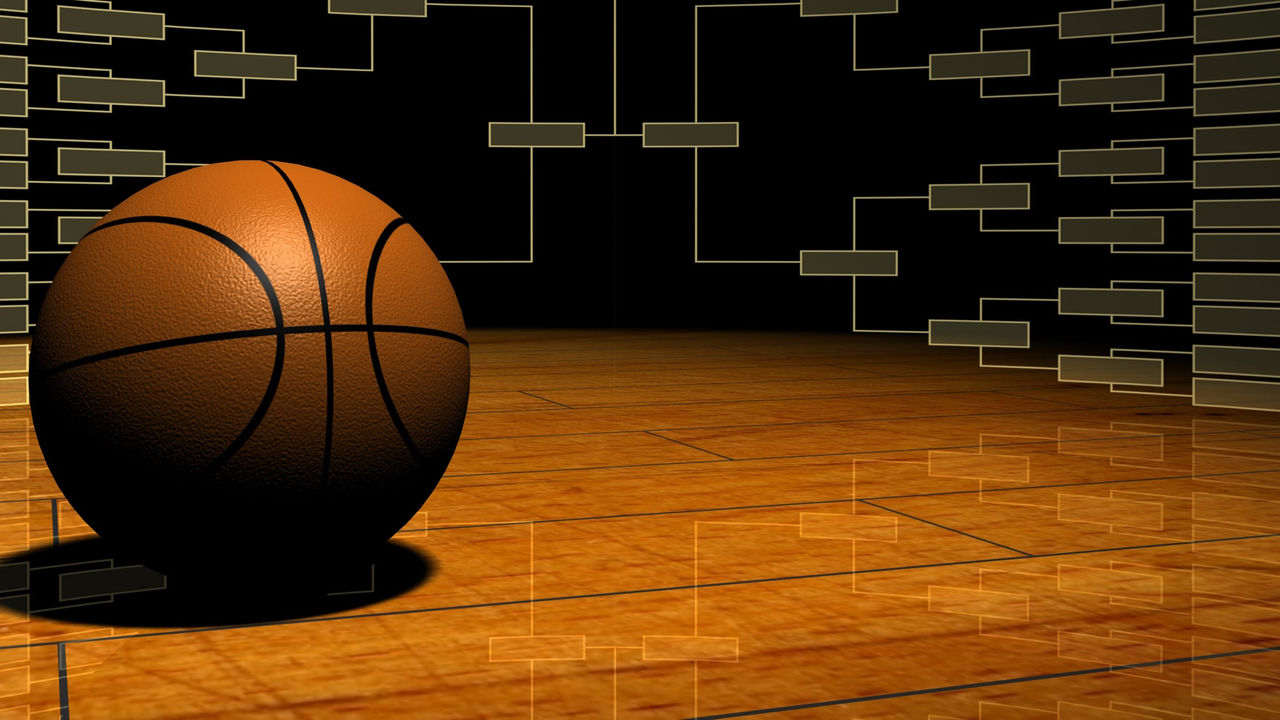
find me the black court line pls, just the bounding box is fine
[1,415,1263,494]
[459,397,1189,435]
[684,643,1280,719]
[39,323,468,379]
[460,386,1083,415]
[468,372,912,394]
[436,423,1232,480]
[859,498,1033,556]
[402,466,1280,534]
[265,160,335,484]
[518,390,573,409]
[0,396,1213,450]
[991,389,1094,409]
[15,462,1280,571]
[468,386,1190,414]
[443,458,730,478]
[13,465,1277,540]
[57,642,68,720]
[645,430,734,460]
[458,381,1091,412]
[826,363,896,377]
[4,531,1275,652]
[50,499,58,547]
[468,359,976,379]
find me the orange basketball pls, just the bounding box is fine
[29,160,469,576]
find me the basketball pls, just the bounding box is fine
[28,160,469,577]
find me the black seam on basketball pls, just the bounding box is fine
[80,215,288,479]
[264,160,336,484]
[37,324,469,379]
[365,219,431,469]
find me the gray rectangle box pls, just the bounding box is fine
[1196,124,1280,155]
[1059,288,1163,316]
[644,123,737,147]
[1196,273,1280,302]
[0,200,24,228]
[0,305,25,333]
[489,123,585,148]
[800,0,897,15]
[1196,200,1280,228]
[929,50,1028,80]
[1198,0,1276,8]
[1196,49,1280,83]
[799,250,895,275]
[0,273,24,301]
[1059,355,1163,386]
[0,56,24,84]
[0,562,25,593]
[1196,233,1280,261]
[929,183,1028,210]
[330,0,426,15]
[59,148,164,177]
[0,1,24,11]
[0,16,24,46]
[59,217,99,245]
[1196,83,1280,115]
[1196,8,1280,43]
[1059,148,1163,176]
[59,76,164,106]
[58,7,163,39]
[196,51,295,80]
[1060,5,1163,38]
[929,320,1029,347]
[1059,217,1164,244]
[1060,75,1163,105]
[60,565,165,601]
[0,161,23,189]
[1195,305,1280,335]
[0,234,24,261]
[0,129,22,157]
[1195,377,1280,411]
[1195,158,1280,188]
[1196,345,1280,377]
[0,88,25,116]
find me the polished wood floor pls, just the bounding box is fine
[1,329,1279,718]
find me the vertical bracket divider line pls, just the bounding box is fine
[613,0,617,136]
[530,5,534,262]
[852,198,858,330]
[851,14,857,70]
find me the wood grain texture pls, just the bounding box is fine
[0,330,1274,718]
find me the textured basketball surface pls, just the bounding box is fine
[29,160,469,574]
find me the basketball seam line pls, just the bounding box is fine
[79,214,288,478]
[264,160,336,485]
[37,324,469,379]
[60,205,462,478]
[365,218,432,470]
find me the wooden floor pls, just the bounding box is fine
[1,328,1280,718]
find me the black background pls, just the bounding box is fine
[20,1,1235,347]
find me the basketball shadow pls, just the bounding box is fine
[0,536,436,628]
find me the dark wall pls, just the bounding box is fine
[14,1,1263,350]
